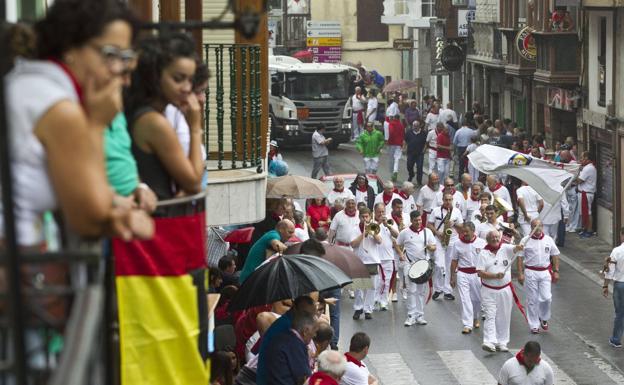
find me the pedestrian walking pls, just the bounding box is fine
[311,125,332,179]
[384,113,405,182]
[516,182,544,236]
[352,208,382,320]
[355,122,385,175]
[351,87,367,140]
[328,197,360,249]
[397,211,436,326]
[453,122,476,176]
[425,102,440,132]
[436,123,453,183]
[517,219,560,334]
[426,123,440,174]
[404,100,421,128]
[602,227,624,348]
[373,203,399,311]
[450,222,487,334]
[365,89,378,124]
[498,341,554,385]
[405,121,427,185]
[373,181,400,217]
[415,172,443,226]
[477,231,524,352]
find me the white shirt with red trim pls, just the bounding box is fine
[376,222,395,261]
[486,183,512,208]
[341,353,370,385]
[327,188,355,206]
[399,192,417,214]
[477,244,516,287]
[518,233,559,267]
[516,185,543,223]
[451,236,487,268]
[329,210,360,245]
[498,356,554,385]
[465,196,481,221]
[415,185,443,213]
[428,206,464,243]
[450,190,467,219]
[374,192,401,216]
[476,220,504,241]
[355,225,381,265]
[397,226,435,262]
[578,162,597,193]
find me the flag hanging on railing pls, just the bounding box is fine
[467,145,581,204]
[113,212,208,385]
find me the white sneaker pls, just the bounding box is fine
[415,316,428,325]
[482,343,496,352]
[391,292,398,302]
[402,289,408,300]
[349,290,355,299]
[404,316,416,327]
[496,344,509,352]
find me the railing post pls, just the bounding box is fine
[229,45,237,169]
[240,46,248,168]
[253,45,262,170]
[216,45,225,170]
[204,44,211,163]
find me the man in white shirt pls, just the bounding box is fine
[498,341,554,385]
[539,195,569,243]
[443,177,467,220]
[575,151,597,238]
[477,231,524,352]
[485,175,513,218]
[517,220,560,334]
[366,89,378,123]
[374,181,401,216]
[415,172,443,225]
[426,124,440,174]
[450,222,487,334]
[427,193,464,300]
[389,198,411,302]
[397,210,436,326]
[516,182,544,236]
[465,182,483,223]
[373,203,399,311]
[327,176,355,207]
[425,102,440,131]
[398,181,417,214]
[341,333,378,385]
[328,198,359,248]
[351,207,382,320]
[476,204,510,242]
[287,0,308,14]
[311,125,332,179]
[603,227,624,348]
[351,87,367,140]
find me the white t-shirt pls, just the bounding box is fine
[377,223,395,261]
[329,210,360,245]
[351,94,365,112]
[477,244,516,287]
[164,104,207,160]
[605,243,624,282]
[428,206,464,244]
[415,185,443,213]
[373,192,401,216]
[354,189,370,206]
[355,227,381,265]
[367,97,378,122]
[498,356,554,385]
[426,129,438,153]
[440,108,458,124]
[341,355,371,385]
[578,163,597,193]
[465,196,481,222]
[516,186,543,223]
[294,227,310,242]
[451,236,487,268]
[486,184,513,209]
[476,221,504,241]
[519,234,559,267]
[386,101,400,117]
[327,189,355,206]
[399,193,417,214]
[539,194,569,225]
[397,227,435,262]
[451,190,467,219]
[287,0,308,14]
[425,112,440,131]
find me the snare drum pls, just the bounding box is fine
[407,259,434,284]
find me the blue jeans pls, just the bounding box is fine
[327,288,341,348]
[612,281,624,344]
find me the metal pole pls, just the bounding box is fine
[0,21,28,384]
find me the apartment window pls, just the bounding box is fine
[598,17,607,107]
[518,0,527,25]
[422,0,435,17]
[268,0,283,16]
[357,0,389,42]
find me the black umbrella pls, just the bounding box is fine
[229,254,352,311]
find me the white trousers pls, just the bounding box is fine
[543,223,558,242]
[376,260,395,306]
[387,145,402,173]
[363,157,379,174]
[519,222,531,237]
[433,239,453,294]
[437,158,450,182]
[405,271,428,318]
[355,274,379,313]
[457,271,481,328]
[428,150,437,174]
[525,269,552,330]
[481,285,513,346]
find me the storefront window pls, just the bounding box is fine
[268,0,283,16]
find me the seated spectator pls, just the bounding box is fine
[312,322,335,363]
[219,254,239,287]
[309,350,347,385]
[239,220,293,283]
[341,332,378,385]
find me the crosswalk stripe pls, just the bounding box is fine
[438,350,498,385]
[367,353,421,385]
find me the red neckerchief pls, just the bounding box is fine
[382,192,393,205]
[357,185,368,192]
[484,242,502,253]
[345,209,357,217]
[271,212,281,221]
[49,58,84,105]
[345,353,365,367]
[359,222,365,233]
[446,187,457,195]
[295,224,303,229]
[491,182,504,191]
[470,195,480,202]
[410,225,423,233]
[398,191,409,200]
[531,232,544,240]
[333,188,344,193]
[516,349,540,372]
[461,235,477,244]
[392,213,403,224]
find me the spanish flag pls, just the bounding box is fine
[113,212,209,385]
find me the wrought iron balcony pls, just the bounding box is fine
[283,13,310,49]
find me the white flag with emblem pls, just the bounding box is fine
[467,145,581,204]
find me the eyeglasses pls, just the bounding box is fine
[90,43,137,73]
[445,184,454,187]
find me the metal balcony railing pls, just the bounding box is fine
[283,13,309,48]
[204,44,263,172]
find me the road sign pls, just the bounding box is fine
[307,37,342,47]
[309,46,342,54]
[393,39,414,50]
[307,29,342,38]
[306,20,341,29]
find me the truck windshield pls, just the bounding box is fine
[284,72,349,100]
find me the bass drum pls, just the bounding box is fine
[407,259,434,284]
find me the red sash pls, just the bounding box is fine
[581,191,590,229]
[481,281,527,321]
[458,267,477,274]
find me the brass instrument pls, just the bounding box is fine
[366,222,380,236]
[386,219,394,226]
[494,196,513,218]
[441,209,453,248]
[475,213,487,223]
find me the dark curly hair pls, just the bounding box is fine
[35,0,138,59]
[125,32,197,116]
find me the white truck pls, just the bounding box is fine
[269,55,355,148]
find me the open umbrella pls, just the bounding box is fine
[223,227,254,244]
[266,175,330,199]
[286,242,372,290]
[382,79,419,94]
[229,254,352,311]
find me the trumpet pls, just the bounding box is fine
[386,219,394,226]
[366,222,380,236]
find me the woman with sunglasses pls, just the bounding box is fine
[3,0,153,247]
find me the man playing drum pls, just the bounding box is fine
[397,210,436,327]
[477,231,524,352]
[351,207,382,320]
[517,219,561,334]
[428,193,464,300]
[450,222,487,334]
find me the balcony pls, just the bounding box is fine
[466,21,505,68]
[381,0,435,28]
[532,32,580,85]
[204,44,268,226]
[283,13,310,49]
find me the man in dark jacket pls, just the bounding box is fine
[405,121,428,185]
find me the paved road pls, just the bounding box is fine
[282,144,624,385]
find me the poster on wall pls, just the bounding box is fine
[458,9,476,37]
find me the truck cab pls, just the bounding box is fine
[269,55,355,148]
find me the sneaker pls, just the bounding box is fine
[349,290,355,299]
[432,291,442,301]
[402,289,408,300]
[364,312,373,320]
[531,328,540,334]
[462,327,472,334]
[415,316,428,325]
[380,305,388,311]
[482,343,496,352]
[609,338,622,348]
[473,319,481,329]
[444,293,456,300]
[540,319,549,331]
[404,316,416,327]
[580,232,594,238]
[496,344,509,352]
[391,292,398,302]
[353,310,363,320]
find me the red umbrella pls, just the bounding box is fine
[292,50,313,63]
[382,79,419,94]
[224,227,255,244]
